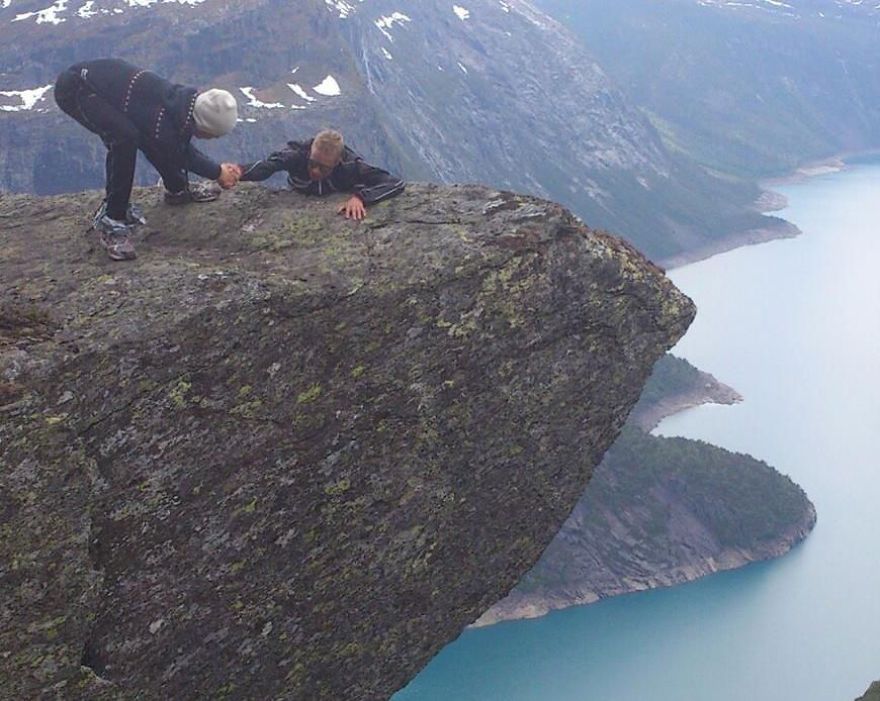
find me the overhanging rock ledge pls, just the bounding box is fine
[0,183,694,700]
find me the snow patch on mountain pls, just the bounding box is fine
[288,83,316,102]
[0,83,52,111]
[375,11,411,40]
[324,0,360,19]
[239,74,340,111]
[313,75,341,97]
[4,0,208,25]
[13,0,67,24]
[239,87,284,110]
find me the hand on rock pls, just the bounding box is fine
[338,195,366,221]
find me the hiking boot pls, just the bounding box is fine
[95,215,137,261]
[100,232,137,261]
[125,202,147,226]
[164,181,220,205]
[92,200,146,227]
[189,181,221,202]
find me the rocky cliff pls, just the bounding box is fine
[0,183,693,700]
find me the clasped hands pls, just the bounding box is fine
[217,163,243,190]
[216,164,366,220]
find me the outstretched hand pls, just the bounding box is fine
[338,195,366,221]
[218,163,241,190]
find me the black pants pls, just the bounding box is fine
[54,70,187,220]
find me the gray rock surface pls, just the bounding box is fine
[0,183,693,700]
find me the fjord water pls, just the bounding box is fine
[393,162,880,701]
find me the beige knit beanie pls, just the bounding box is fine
[193,89,238,137]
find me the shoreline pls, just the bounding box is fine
[760,148,880,188]
[662,148,880,271]
[471,149,872,630]
[761,156,847,187]
[473,502,816,628]
[472,382,754,629]
[660,218,800,270]
[629,371,742,433]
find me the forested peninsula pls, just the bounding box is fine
[477,356,815,626]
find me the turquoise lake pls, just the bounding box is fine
[393,162,880,700]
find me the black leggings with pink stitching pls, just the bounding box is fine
[54,69,186,220]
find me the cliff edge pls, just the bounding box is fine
[0,183,693,700]
[858,682,880,701]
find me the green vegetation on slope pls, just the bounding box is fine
[493,353,812,610]
[611,428,809,548]
[633,354,706,413]
[512,425,814,597]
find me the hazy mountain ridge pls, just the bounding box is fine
[0,0,780,261]
[696,0,880,20]
[535,0,880,178]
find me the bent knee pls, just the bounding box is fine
[104,120,140,149]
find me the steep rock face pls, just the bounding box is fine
[0,0,776,261]
[0,184,693,700]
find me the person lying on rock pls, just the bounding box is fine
[54,58,242,261]
[235,129,405,221]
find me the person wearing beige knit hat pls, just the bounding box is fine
[54,58,242,261]
[193,89,239,139]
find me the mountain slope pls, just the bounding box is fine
[535,0,880,178]
[857,681,880,701]
[0,0,781,261]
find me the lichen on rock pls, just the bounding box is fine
[0,183,693,700]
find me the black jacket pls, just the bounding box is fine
[239,140,405,205]
[70,58,221,180]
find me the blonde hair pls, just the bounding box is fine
[312,129,344,161]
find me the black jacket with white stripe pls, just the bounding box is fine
[239,140,405,205]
